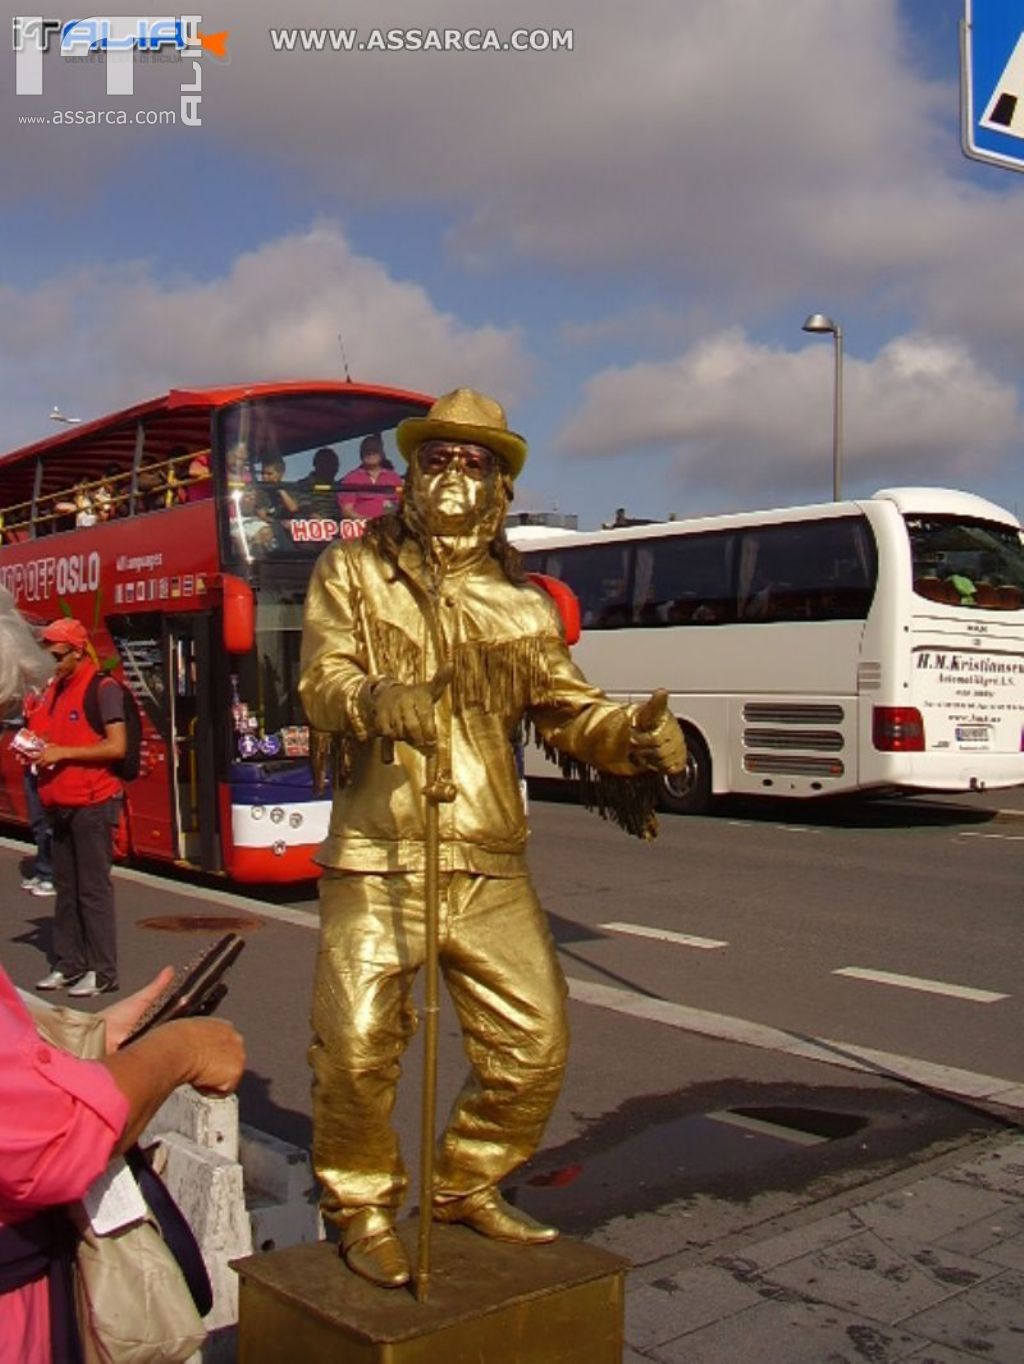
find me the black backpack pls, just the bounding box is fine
[84,673,144,781]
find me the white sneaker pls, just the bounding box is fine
[36,969,84,991]
[66,971,99,997]
[29,879,56,897]
[21,874,39,891]
[67,972,118,998]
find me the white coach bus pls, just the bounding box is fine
[510,488,1024,814]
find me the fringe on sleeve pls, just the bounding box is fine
[527,725,661,841]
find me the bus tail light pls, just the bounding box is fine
[872,706,925,751]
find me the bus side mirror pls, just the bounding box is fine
[526,572,581,645]
[222,573,255,654]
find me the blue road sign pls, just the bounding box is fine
[962,0,1024,172]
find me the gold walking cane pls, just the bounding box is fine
[415,665,455,1302]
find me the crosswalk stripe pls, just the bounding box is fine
[599,921,727,950]
[833,966,1007,1004]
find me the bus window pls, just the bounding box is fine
[215,392,425,563]
[542,544,632,629]
[736,518,875,623]
[633,531,736,626]
[907,515,1024,611]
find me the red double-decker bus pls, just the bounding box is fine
[0,381,432,881]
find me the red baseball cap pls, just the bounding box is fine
[41,618,89,650]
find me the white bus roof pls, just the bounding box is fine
[507,487,1019,550]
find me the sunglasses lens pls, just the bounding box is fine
[461,451,493,477]
[419,444,495,479]
[420,448,452,474]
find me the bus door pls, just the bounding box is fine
[165,614,221,871]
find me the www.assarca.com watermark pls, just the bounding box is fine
[268,26,573,54]
[18,106,179,125]
[11,15,228,126]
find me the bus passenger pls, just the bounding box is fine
[229,488,276,557]
[337,435,403,522]
[182,450,212,503]
[258,455,299,521]
[55,481,96,529]
[225,441,253,492]
[297,446,340,518]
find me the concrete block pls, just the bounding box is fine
[158,1131,254,1333]
[248,1195,322,1255]
[239,1123,324,1252]
[144,1087,239,1161]
[239,1123,316,1205]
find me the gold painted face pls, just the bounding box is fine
[407,443,506,537]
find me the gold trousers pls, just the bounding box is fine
[310,870,570,1229]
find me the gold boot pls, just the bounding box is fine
[341,1209,410,1288]
[435,1191,559,1244]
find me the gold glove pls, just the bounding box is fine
[368,667,451,754]
[628,689,687,775]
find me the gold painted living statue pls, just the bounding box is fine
[299,389,686,1290]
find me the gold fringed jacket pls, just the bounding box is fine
[299,535,660,874]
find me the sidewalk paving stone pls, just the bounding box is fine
[903,1346,1005,1362]
[975,1232,1024,1272]
[854,1176,1019,1249]
[939,1143,1024,1198]
[626,1266,763,1350]
[934,1203,1024,1260]
[647,1296,930,1364]
[897,1269,1024,1363]
[764,1229,1001,1325]
[705,1208,863,1272]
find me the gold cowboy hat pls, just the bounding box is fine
[396,388,527,480]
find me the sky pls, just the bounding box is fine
[2,0,1024,529]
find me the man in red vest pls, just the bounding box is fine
[27,618,126,997]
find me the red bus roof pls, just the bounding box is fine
[0,380,434,469]
[0,380,433,512]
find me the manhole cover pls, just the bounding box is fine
[138,915,264,933]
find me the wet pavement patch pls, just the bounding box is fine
[138,914,264,932]
[508,1080,1001,1235]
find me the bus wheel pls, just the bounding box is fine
[659,727,712,816]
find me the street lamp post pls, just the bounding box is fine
[802,313,843,501]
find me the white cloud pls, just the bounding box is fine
[555,329,1021,504]
[7,0,1023,359]
[0,224,533,445]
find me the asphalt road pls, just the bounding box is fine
[523,789,1023,1082]
[1,786,1020,1259]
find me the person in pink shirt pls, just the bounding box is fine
[336,434,403,522]
[0,586,246,1364]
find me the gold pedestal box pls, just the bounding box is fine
[233,1222,627,1363]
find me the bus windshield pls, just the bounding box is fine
[215,391,423,563]
[907,515,1024,610]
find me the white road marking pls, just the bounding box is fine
[959,831,1024,843]
[566,977,1024,1111]
[833,967,1008,1004]
[600,922,728,950]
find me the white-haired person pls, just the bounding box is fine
[0,587,246,1364]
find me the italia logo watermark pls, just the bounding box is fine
[12,15,229,125]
